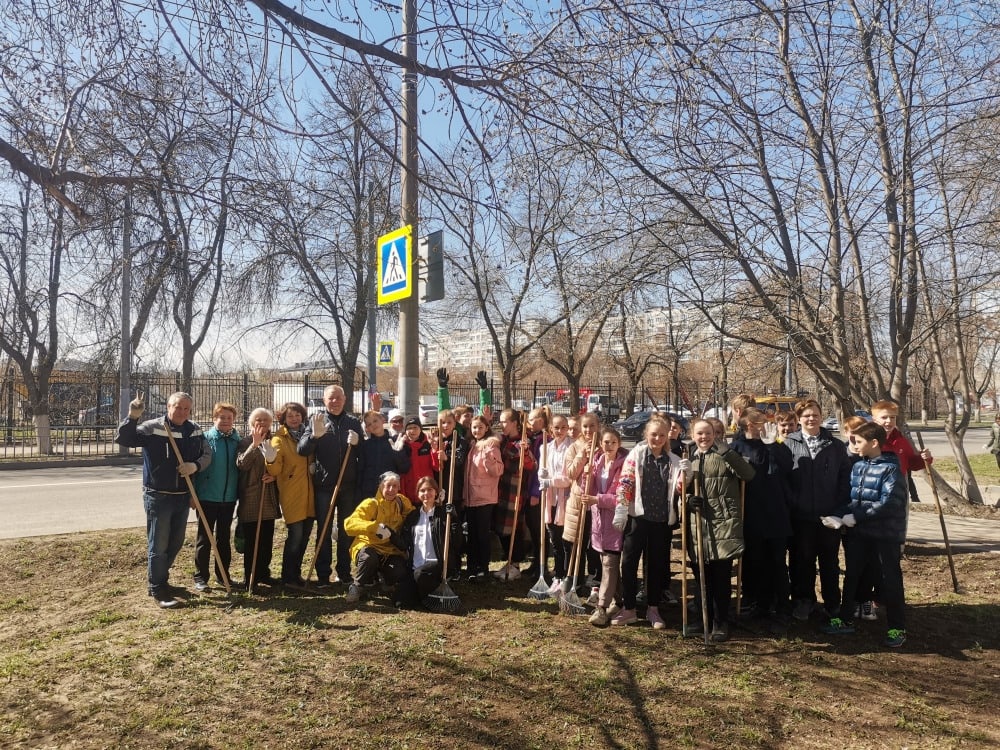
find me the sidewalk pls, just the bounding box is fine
[907,473,1000,553]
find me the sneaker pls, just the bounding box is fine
[315,578,332,590]
[792,599,812,621]
[586,586,600,606]
[646,605,666,630]
[861,601,877,621]
[710,621,730,642]
[194,580,210,593]
[607,602,621,619]
[821,617,856,635]
[345,584,362,604]
[661,588,679,605]
[151,590,180,609]
[885,629,906,648]
[493,563,521,580]
[610,608,638,626]
[589,606,609,627]
[547,578,563,596]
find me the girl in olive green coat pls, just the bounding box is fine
[687,419,755,642]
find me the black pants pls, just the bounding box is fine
[705,558,734,626]
[241,519,275,584]
[465,505,494,574]
[195,501,236,584]
[394,564,442,608]
[621,516,671,609]
[547,523,567,578]
[743,535,791,615]
[354,545,406,588]
[838,535,905,631]
[790,519,842,613]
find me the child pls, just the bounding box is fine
[393,476,462,608]
[774,411,798,442]
[463,415,503,582]
[687,418,755,641]
[358,410,411,500]
[494,409,537,580]
[870,400,932,508]
[400,417,438,502]
[821,422,909,648]
[542,414,574,594]
[564,412,602,596]
[581,428,628,626]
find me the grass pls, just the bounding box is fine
[932,453,1000,485]
[0,527,998,749]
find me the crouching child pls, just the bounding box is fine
[821,421,909,648]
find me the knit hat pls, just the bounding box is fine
[387,408,404,422]
[405,417,422,429]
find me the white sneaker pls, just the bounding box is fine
[547,578,563,597]
[589,606,609,626]
[345,584,362,604]
[493,563,521,580]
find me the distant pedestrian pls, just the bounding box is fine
[984,413,1000,470]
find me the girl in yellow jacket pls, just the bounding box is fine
[343,472,415,604]
[264,402,315,589]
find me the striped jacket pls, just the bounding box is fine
[116,416,212,493]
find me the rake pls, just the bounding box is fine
[527,433,551,600]
[502,418,530,582]
[680,444,690,637]
[425,432,461,612]
[559,432,598,616]
[305,442,353,585]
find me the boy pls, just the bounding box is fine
[870,399,932,486]
[358,410,410,500]
[821,422,908,647]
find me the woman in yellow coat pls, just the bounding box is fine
[343,472,414,604]
[264,402,315,589]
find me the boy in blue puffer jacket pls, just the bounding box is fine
[820,421,908,648]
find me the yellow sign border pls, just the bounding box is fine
[378,340,395,367]
[377,224,413,305]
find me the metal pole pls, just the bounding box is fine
[367,187,377,401]
[119,191,132,455]
[398,0,420,419]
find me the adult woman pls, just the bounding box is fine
[612,415,687,629]
[237,407,281,591]
[984,413,1000,470]
[464,414,503,582]
[192,402,240,591]
[264,402,314,589]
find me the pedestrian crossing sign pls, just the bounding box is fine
[378,341,395,367]
[377,225,413,305]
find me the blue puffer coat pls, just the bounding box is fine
[836,452,908,543]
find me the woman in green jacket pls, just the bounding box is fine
[192,402,240,591]
[687,418,755,642]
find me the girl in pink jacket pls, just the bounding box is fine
[463,415,503,582]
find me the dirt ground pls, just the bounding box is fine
[0,527,997,749]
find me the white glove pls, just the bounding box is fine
[347,429,359,446]
[678,458,691,473]
[391,434,406,452]
[612,504,629,532]
[820,516,843,530]
[762,423,778,444]
[128,396,144,420]
[260,441,277,462]
[311,412,327,439]
[177,461,198,477]
[375,523,391,540]
[538,479,551,491]
[842,514,856,527]
[538,467,550,481]
[308,462,316,475]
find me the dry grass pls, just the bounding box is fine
[1,527,997,749]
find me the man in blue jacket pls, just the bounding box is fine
[116,392,212,608]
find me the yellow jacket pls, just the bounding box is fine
[344,491,414,564]
[265,425,315,525]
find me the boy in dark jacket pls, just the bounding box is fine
[821,422,908,648]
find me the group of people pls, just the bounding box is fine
[116,380,930,649]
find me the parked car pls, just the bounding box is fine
[418,403,438,426]
[612,410,655,439]
[822,409,873,432]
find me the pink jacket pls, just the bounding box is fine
[589,448,628,553]
[464,436,503,507]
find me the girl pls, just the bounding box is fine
[687,418,756,641]
[542,414,574,594]
[264,402,315,589]
[236,407,281,591]
[493,409,537,580]
[613,415,687,629]
[524,407,550,579]
[401,417,438,501]
[580,428,628,626]
[563,412,602,596]
[463,415,503,582]
[394,476,462,608]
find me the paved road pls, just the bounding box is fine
[0,465,189,539]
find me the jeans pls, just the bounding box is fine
[194,501,236,584]
[282,518,314,583]
[144,489,190,594]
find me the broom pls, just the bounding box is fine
[559,432,598,615]
[425,431,461,611]
[527,430,551,599]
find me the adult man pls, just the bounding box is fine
[297,385,361,586]
[115,392,212,608]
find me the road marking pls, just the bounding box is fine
[0,478,140,490]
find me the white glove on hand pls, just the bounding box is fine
[391,434,406,452]
[842,514,856,528]
[311,412,327,439]
[375,523,391,540]
[678,458,691,474]
[820,516,843,530]
[538,479,551,492]
[612,504,629,532]
[347,429,359,446]
[762,423,778,444]
[538,467,550,481]
[128,396,144,420]
[177,462,197,477]
[260,441,277,462]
